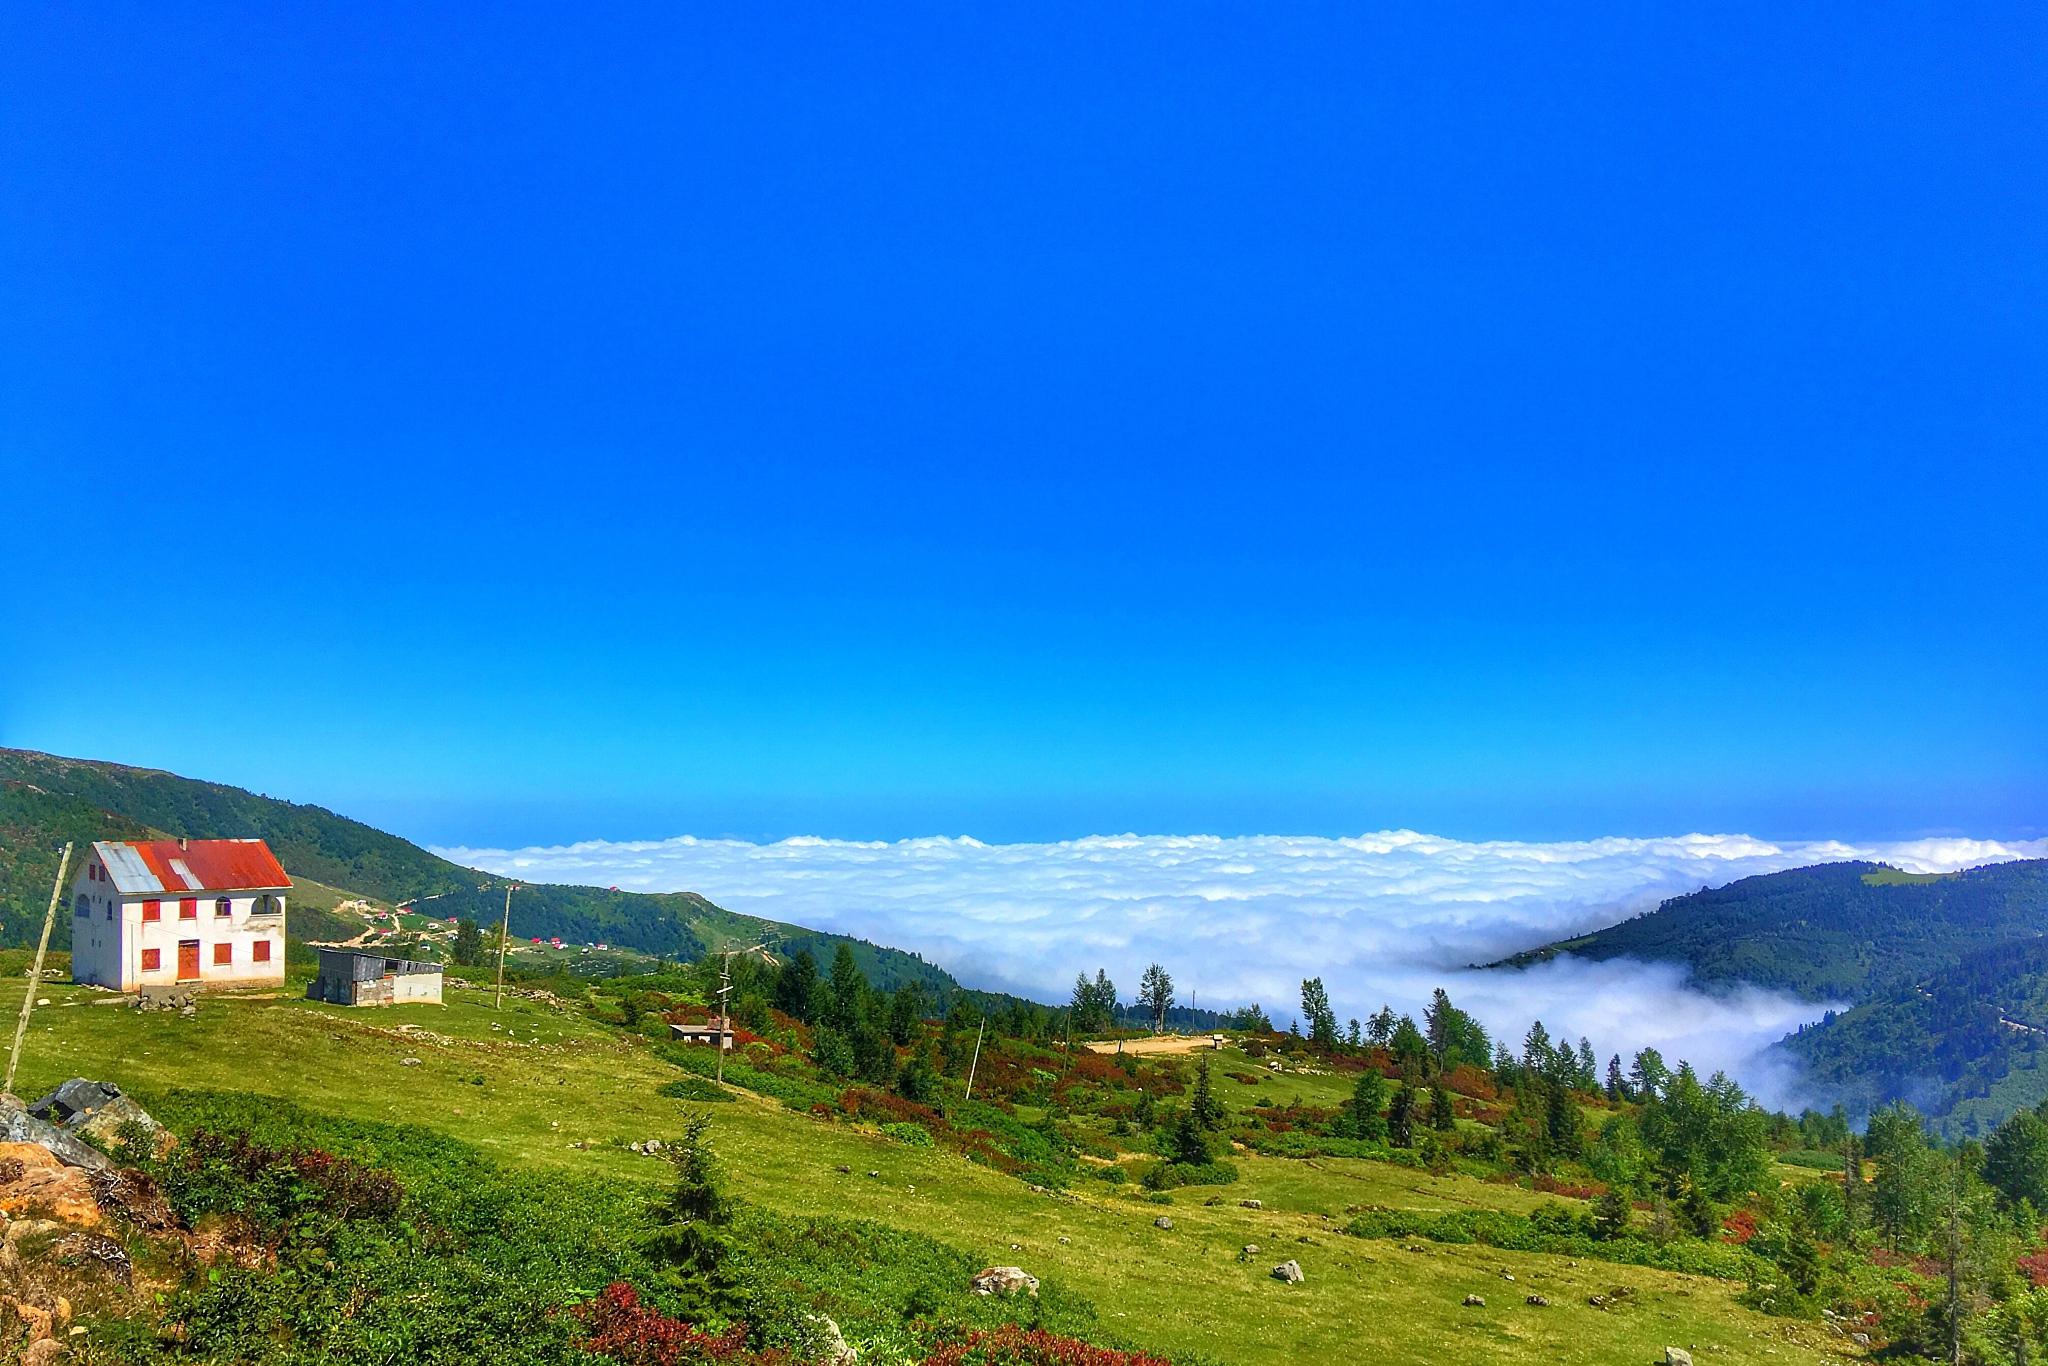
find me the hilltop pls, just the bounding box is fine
[1498,858,2048,1003]
[0,747,962,995]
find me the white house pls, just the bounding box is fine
[70,838,290,992]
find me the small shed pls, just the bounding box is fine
[669,1015,734,1050]
[308,948,444,1007]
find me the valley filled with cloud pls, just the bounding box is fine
[439,829,2048,1105]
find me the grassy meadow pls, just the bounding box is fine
[0,972,1860,1366]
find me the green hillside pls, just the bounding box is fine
[1499,858,2048,1002]
[0,747,959,996]
[1784,936,2048,1137]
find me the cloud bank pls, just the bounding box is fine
[437,829,2048,1105]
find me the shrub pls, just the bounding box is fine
[919,1324,1173,1366]
[661,1076,735,1103]
[883,1122,936,1148]
[575,1282,781,1365]
[1139,1161,1239,1192]
[1343,1204,1763,1280]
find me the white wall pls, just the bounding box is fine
[70,854,286,991]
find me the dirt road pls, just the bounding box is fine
[1081,1034,1222,1056]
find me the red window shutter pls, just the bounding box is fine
[141,948,161,971]
[143,900,161,922]
[213,942,232,965]
[180,898,198,920]
[254,940,272,963]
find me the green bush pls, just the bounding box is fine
[659,1075,734,1103]
[882,1121,936,1148]
[1140,1160,1240,1191]
[1343,1204,1763,1280]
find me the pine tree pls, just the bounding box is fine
[1430,1079,1455,1131]
[1347,1069,1389,1142]
[1388,1083,1417,1148]
[451,918,483,966]
[1191,1057,1226,1131]
[1300,978,1339,1047]
[1605,1054,1628,1102]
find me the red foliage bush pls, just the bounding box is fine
[574,1283,784,1365]
[1719,1209,1758,1244]
[1442,1064,1497,1101]
[2019,1249,2048,1288]
[919,1325,1174,1366]
[1533,1175,1608,1201]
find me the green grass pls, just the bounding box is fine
[2,980,1856,1366]
[1859,868,1946,887]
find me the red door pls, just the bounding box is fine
[177,940,201,980]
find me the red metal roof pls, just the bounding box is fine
[106,839,292,894]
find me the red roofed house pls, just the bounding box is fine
[71,838,290,992]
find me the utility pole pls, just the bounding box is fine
[493,883,517,1010]
[715,949,734,1084]
[963,1016,986,1101]
[7,843,72,1096]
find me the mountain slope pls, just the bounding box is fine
[0,748,961,995]
[1783,937,2048,1137]
[1500,859,2048,1002]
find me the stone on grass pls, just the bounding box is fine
[1664,1351,1692,1366]
[1462,1294,1486,1307]
[1270,1260,1304,1284]
[1524,1294,1548,1307]
[1153,1216,1174,1230]
[970,1266,1039,1297]
[0,1096,111,1173]
[1240,1199,1262,1209]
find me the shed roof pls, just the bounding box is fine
[94,839,292,896]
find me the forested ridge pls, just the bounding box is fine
[0,747,960,994]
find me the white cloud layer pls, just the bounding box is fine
[437,829,2048,1107]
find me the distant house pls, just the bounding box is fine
[307,948,443,1006]
[669,1015,734,1050]
[71,839,289,992]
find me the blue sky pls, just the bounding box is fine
[4,5,2043,848]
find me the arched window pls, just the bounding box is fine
[252,894,282,918]
[215,897,232,918]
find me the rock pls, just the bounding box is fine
[970,1266,1039,1297]
[810,1314,857,1364]
[1057,1235,1070,1245]
[1498,1269,1515,1281]
[1462,1294,1486,1307]
[1009,1243,1022,1251]
[1242,1244,1259,1256]
[1524,1294,1549,1307]
[1270,1259,1304,1283]
[1664,1351,1692,1366]
[1240,1199,1263,1209]
[0,1146,101,1226]
[401,1057,421,1066]
[0,1097,111,1173]
[866,1170,880,1179]
[1153,1216,1174,1230]
[836,1164,851,1174]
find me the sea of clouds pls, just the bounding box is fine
[436,829,2048,1107]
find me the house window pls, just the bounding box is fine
[213,943,232,966]
[143,900,160,922]
[74,895,87,918]
[253,940,272,964]
[141,948,161,972]
[252,893,282,918]
[215,897,232,918]
[179,898,198,920]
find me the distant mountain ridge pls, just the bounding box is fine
[1498,858,2048,1002]
[1501,856,2048,1131]
[0,748,964,996]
